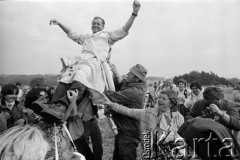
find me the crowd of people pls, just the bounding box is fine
[1,0,240,160]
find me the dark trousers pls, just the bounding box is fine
[83,118,103,160]
[113,132,139,160]
[74,136,95,160]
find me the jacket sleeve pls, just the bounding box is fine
[111,102,145,121]
[105,88,137,106]
[223,103,240,131]
[0,112,8,133]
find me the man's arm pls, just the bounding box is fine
[105,89,137,105]
[50,19,71,34]
[123,0,141,33]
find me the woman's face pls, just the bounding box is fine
[37,91,49,103]
[156,93,171,113]
[5,94,17,103]
[178,82,185,91]
[4,89,18,103]
[191,86,201,96]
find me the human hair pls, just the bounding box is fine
[190,81,202,90]
[159,89,179,107]
[178,79,187,87]
[203,86,224,101]
[1,84,19,105]
[16,82,21,86]
[93,16,105,26]
[0,125,48,160]
[24,88,47,109]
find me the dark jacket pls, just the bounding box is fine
[186,99,240,131]
[178,118,240,160]
[0,101,24,130]
[105,80,147,140]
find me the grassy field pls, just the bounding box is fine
[97,87,238,160]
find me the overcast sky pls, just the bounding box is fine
[1,0,240,79]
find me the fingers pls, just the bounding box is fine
[67,90,70,98]
[50,19,57,25]
[134,0,141,7]
[67,89,78,99]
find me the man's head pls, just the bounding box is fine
[91,17,105,34]
[126,64,147,83]
[203,86,224,106]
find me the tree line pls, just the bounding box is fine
[173,71,239,86]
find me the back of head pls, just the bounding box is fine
[203,86,224,101]
[0,125,48,160]
[16,82,21,87]
[130,64,147,81]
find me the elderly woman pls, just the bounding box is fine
[24,88,85,160]
[0,84,24,133]
[98,89,184,158]
[181,86,240,160]
[0,125,49,160]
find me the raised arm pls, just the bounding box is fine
[50,19,71,35]
[123,0,141,33]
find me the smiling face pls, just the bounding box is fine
[178,82,185,91]
[4,89,18,104]
[156,93,171,113]
[91,18,104,34]
[191,86,201,96]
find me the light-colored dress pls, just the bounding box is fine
[59,28,128,93]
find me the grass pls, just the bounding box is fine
[96,87,239,160]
